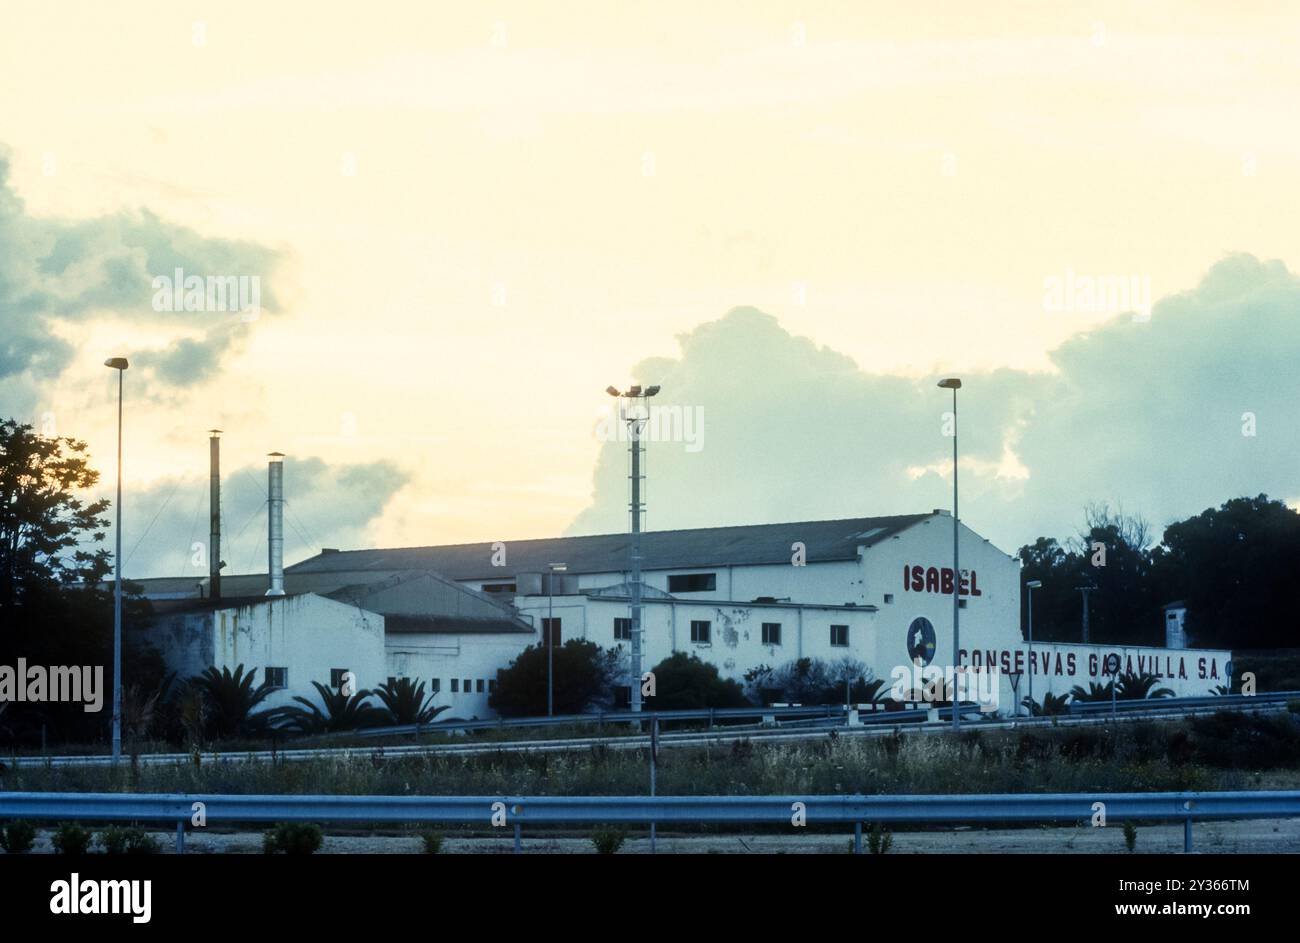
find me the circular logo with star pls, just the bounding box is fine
[906,617,936,666]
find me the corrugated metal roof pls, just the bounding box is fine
[286,513,932,581]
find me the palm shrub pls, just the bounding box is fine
[0,821,37,854]
[1070,681,1113,703]
[373,678,451,726]
[188,664,278,739]
[269,681,384,734]
[420,829,444,854]
[1116,671,1174,700]
[1022,692,1071,716]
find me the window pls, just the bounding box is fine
[431,678,441,693]
[451,678,459,693]
[669,573,717,593]
[830,624,849,647]
[482,582,517,594]
[883,594,894,604]
[265,667,288,689]
[463,679,471,693]
[330,668,350,689]
[614,617,632,641]
[488,679,497,693]
[476,679,485,694]
[761,622,782,645]
[541,617,562,646]
[691,620,711,644]
[613,685,632,708]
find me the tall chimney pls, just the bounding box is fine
[265,452,285,596]
[208,430,222,600]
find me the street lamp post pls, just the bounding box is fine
[938,378,962,730]
[606,383,660,713]
[1025,579,1042,717]
[546,562,566,716]
[104,357,129,761]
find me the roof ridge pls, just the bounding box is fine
[286,512,933,565]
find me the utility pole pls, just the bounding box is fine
[606,384,660,713]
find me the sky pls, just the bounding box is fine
[1,1,1298,579]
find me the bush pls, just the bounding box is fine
[490,640,624,717]
[0,821,37,854]
[1123,821,1137,853]
[646,653,750,710]
[420,829,444,854]
[1188,711,1300,769]
[591,826,626,855]
[51,823,92,855]
[98,826,161,855]
[263,822,324,855]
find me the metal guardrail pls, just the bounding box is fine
[1069,691,1296,715]
[1,789,1296,854]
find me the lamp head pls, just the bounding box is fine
[1026,580,1042,589]
[937,377,961,390]
[104,357,129,371]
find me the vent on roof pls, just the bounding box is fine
[321,548,339,554]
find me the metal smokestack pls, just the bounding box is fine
[265,452,285,596]
[209,430,222,600]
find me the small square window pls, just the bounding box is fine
[463,679,471,693]
[330,668,350,689]
[691,620,711,644]
[883,594,894,604]
[761,622,782,645]
[542,617,562,646]
[614,617,632,641]
[264,667,288,689]
[830,624,849,647]
[451,678,460,693]
[476,679,485,694]
[431,678,441,693]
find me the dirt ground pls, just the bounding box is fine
[17,818,1300,854]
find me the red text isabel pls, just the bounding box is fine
[903,564,982,596]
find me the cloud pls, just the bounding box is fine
[119,455,409,579]
[0,146,283,391]
[567,255,1300,551]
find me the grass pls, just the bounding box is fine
[4,712,1297,799]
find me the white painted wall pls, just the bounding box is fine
[138,594,386,712]
[514,595,878,688]
[385,632,534,719]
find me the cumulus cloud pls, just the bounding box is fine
[119,455,409,579]
[0,147,283,392]
[567,255,1300,551]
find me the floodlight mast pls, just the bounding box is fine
[607,383,660,713]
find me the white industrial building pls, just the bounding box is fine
[129,504,1233,720]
